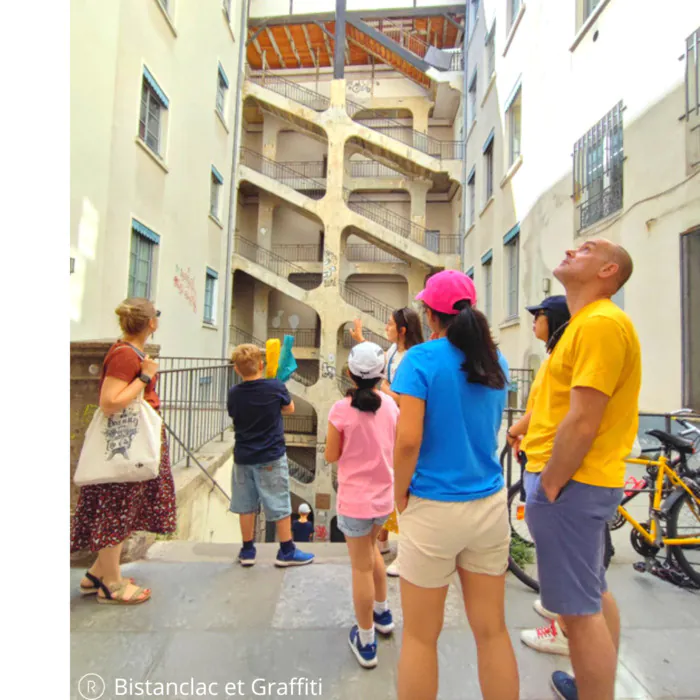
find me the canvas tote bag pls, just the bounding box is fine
[74,345,162,486]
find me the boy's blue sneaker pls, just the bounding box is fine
[274,547,315,567]
[237,546,257,567]
[348,625,378,669]
[550,671,578,700]
[373,609,395,635]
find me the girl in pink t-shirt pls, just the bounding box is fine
[326,341,399,669]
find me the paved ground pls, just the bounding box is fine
[70,542,700,700]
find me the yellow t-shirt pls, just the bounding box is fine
[524,359,548,415]
[523,298,641,488]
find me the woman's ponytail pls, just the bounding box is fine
[442,301,506,389]
[347,373,382,413]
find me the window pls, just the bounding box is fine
[223,0,231,19]
[139,67,169,156]
[469,0,479,38]
[481,250,493,323]
[204,268,218,325]
[504,225,520,319]
[466,267,475,280]
[573,101,624,231]
[509,0,522,29]
[582,0,601,24]
[129,220,160,299]
[216,63,229,118]
[210,166,224,219]
[467,167,476,226]
[686,27,700,120]
[506,83,522,166]
[468,70,477,128]
[160,0,170,13]
[485,24,496,79]
[483,129,495,203]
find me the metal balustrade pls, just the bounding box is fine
[350,160,402,178]
[239,148,326,199]
[279,160,326,178]
[342,326,391,351]
[340,282,394,324]
[283,414,317,435]
[365,17,431,59]
[267,327,320,347]
[288,458,315,484]
[272,244,323,262]
[234,236,309,282]
[249,72,331,112]
[345,244,406,264]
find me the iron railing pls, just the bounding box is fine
[159,357,232,371]
[288,457,315,484]
[350,160,402,178]
[239,147,326,199]
[289,363,318,386]
[449,51,465,71]
[346,244,406,264]
[280,160,326,178]
[283,414,317,434]
[288,273,323,290]
[332,464,338,492]
[346,196,425,245]
[250,72,331,111]
[272,244,323,262]
[573,102,624,232]
[267,327,320,347]
[426,232,460,254]
[365,17,432,59]
[508,368,535,409]
[158,363,235,468]
[337,374,354,396]
[347,98,464,160]
[340,282,394,324]
[234,237,309,281]
[342,326,392,351]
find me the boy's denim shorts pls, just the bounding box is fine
[337,514,389,538]
[230,454,292,522]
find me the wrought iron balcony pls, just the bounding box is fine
[345,243,406,264]
[267,327,320,348]
[342,326,391,351]
[283,414,317,435]
[272,244,323,262]
[340,282,394,325]
[248,72,331,112]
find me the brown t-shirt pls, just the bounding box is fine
[99,341,160,411]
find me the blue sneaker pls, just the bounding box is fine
[237,546,256,567]
[348,625,378,668]
[274,546,315,567]
[550,671,578,700]
[373,609,395,635]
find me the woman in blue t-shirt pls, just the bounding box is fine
[392,270,519,700]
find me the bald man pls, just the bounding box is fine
[522,239,641,700]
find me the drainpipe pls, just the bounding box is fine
[220,0,250,359]
[459,0,469,267]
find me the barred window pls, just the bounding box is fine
[573,102,624,231]
[139,81,162,154]
[685,27,699,120]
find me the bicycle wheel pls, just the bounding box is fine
[667,488,700,587]
[507,481,540,592]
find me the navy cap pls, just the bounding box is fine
[526,295,569,316]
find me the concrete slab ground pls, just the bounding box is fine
[70,543,700,700]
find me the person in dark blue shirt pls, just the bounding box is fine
[227,343,314,569]
[292,503,314,543]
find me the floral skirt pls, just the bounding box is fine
[70,425,177,553]
[382,507,399,534]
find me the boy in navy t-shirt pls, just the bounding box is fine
[228,344,314,568]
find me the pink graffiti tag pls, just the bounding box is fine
[173,265,197,313]
[314,525,328,541]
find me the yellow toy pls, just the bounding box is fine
[265,339,281,378]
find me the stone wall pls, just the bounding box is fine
[70,340,160,567]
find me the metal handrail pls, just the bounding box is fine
[267,327,319,347]
[350,160,402,178]
[346,195,425,244]
[283,414,317,434]
[346,97,464,160]
[342,326,391,351]
[288,457,315,484]
[340,282,394,324]
[234,236,309,280]
[239,147,326,199]
[365,17,432,59]
[249,71,331,112]
[279,160,326,179]
[337,374,354,396]
[425,233,460,254]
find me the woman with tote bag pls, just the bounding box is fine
[71,298,177,605]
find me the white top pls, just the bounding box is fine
[385,343,406,384]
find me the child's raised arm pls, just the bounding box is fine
[325,421,343,463]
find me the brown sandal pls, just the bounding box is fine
[80,572,135,596]
[96,579,151,606]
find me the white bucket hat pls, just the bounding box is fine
[348,341,386,380]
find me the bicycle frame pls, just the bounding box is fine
[619,456,700,547]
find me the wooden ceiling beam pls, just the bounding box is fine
[442,18,448,48]
[283,26,303,67]
[301,24,317,67]
[265,27,287,68]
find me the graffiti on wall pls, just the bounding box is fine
[320,358,336,380]
[174,265,197,313]
[348,80,372,95]
[322,249,338,287]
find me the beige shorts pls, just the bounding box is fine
[397,488,510,588]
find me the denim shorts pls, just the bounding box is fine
[524,471,622,616]
[337,514,389,538]
[230,454,292,522]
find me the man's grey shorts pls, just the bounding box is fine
[230,454,292,522]
[524,471,622,616]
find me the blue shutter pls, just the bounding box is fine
[481,249,493,264]
[504,76,522,113]
[218,63,229,88]
[206,267,219,280]
[482,128,495,153]
[467,165,476,183]
[143,67,169,108]
[132,219,161,244]
[466,266,475,278]
[211,165,224,184]
[503,223,520,245]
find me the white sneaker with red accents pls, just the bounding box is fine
[533,598,557,620]
[520,619,570,656]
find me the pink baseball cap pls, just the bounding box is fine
[415,269,477,314]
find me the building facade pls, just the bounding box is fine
[70,0,245,357]
[462,0,700,412]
